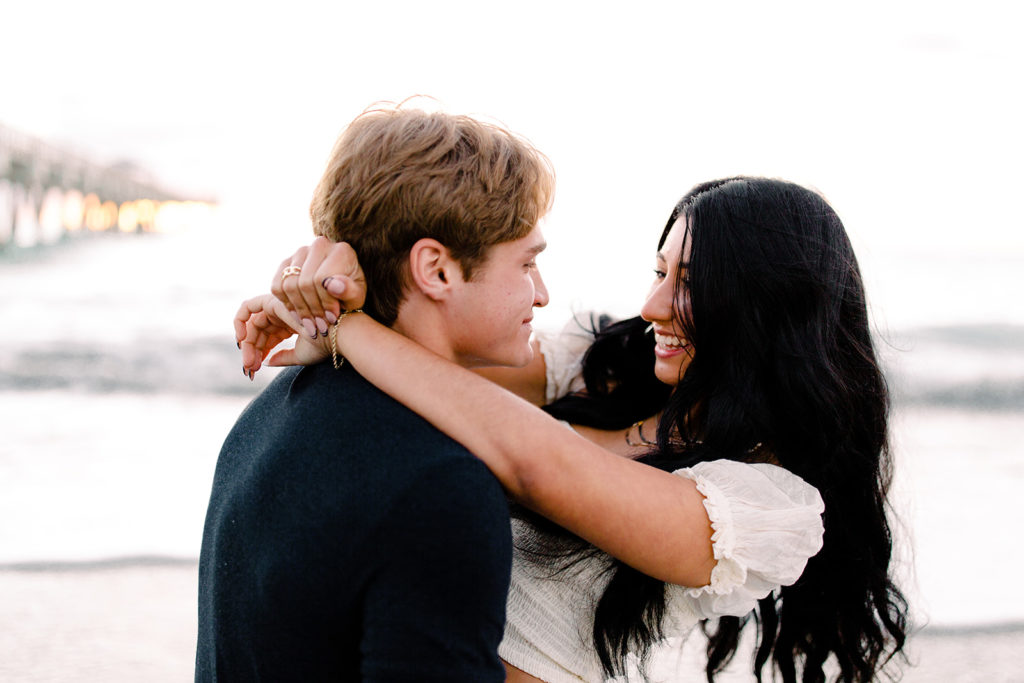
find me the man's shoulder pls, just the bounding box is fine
[244,362,404,423]
[236,362,485,471]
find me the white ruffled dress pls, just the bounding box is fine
[497,321,826,682]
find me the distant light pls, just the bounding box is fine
[38,188,65,244]
[84,194,104,231]
[100,201,118,231]
[118,201,139,233]
[135,199,157,231]
[63,190,85,232]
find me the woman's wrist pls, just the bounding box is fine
[328,308,367,369]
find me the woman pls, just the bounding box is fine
[237,177,908,682]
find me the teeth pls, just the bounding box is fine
[654,333,685,348]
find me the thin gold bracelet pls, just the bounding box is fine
[328,309,364,369]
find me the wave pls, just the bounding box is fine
[887,323,1024,352]
[914,621,1024,637]
[0,337,265,397]
[0,555,197,573]
[893,379,1024,411]
[882,323,1024,411]
[2,324,1022,411]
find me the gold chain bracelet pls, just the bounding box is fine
[328,309,364,369]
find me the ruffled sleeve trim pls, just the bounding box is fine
[534,314,600,404]
[666,460,825,621]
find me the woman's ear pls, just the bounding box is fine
[408,238,458,301]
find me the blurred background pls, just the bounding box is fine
[1,1,1021,680]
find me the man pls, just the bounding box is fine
[196,105,554,681]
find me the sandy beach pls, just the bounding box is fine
[2,561,1021,683]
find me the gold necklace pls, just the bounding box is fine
[625,419,765,455]
[624,419,657,447]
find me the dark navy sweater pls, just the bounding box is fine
[196,362,511,682]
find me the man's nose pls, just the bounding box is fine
[533,270,549,307]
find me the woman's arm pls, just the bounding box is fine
[246,238,715,586]
[325,311,715,587]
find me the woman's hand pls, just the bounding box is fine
[271,237,367,339]
[235,294,329,377]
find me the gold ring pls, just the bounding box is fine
[281,265,302,281]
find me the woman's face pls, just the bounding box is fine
[640,216,694,386]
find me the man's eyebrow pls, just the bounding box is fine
[528,242,547,255]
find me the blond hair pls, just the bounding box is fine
[310,103,555,325]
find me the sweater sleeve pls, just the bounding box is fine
[664,461,825,624]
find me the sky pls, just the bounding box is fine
[2,0,1022,329]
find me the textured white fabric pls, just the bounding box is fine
[534,315,598,405]
[498,461,825,682]
[500,320,826,681]
[667,461,824,623]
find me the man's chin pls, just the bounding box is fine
[473,346,534,369]
[509,344,535,368]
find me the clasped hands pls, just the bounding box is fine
[236,237,367,378]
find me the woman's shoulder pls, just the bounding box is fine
[680,459,824,508]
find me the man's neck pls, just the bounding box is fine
[389,298,462,367]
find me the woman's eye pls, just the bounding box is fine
[653,269,667,279]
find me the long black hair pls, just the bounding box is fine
[541,177,908,681]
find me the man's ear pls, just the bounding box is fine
[408,238,459,301]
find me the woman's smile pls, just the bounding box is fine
[652,330,690,359]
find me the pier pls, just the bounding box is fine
[0,122,211,251]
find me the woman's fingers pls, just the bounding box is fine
[271,247,316,337]
[271,238,367,339]
[234,295,275,350]
[297,237,335,335]
[237,295,304,376]
[270,250,305,302]
[316,242,367,312]
[266,335,331,367]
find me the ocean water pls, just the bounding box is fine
[1,220,1022,633]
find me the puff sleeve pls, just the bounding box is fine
[533,316,598,404]
[665,460,825,624]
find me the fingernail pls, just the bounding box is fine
[302,319,317,339]
[325,278,346,296]
[324,311,337,324]
[315,318,328,335]
[242,367,247,377]
[248,370,254,381]
[236,341,241,349]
